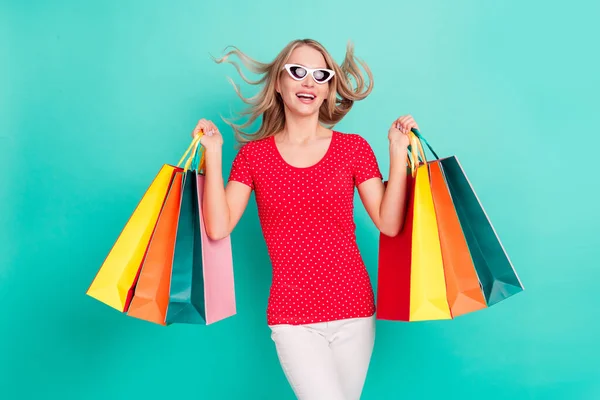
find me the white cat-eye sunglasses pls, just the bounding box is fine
[282,63,335,84]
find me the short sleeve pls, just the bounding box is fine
[228,145,254,190]
[352,136,383,186]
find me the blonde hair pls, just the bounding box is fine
[212,38,374,145]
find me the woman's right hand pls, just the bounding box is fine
[191,119,224,151]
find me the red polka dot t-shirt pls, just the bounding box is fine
[228,130,383,326]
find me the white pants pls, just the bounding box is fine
[268,315,375,400]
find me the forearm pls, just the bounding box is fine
[379,141,409,236]
[202,148,231,239]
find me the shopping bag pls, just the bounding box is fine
[86,135,201,312]
[428,160,487,317]
[407,138,452,321]
[127,170,184,325]
[196,173,237,324]
[377,136,452,321]
[86,165,177,312]
[439,155,524,305]
[376,175,415,321]
[165,142,237,325]
[165,169,205,323]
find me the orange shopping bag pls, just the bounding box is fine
[429,160,487,317]
[127,170,184,325]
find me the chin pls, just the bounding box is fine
[292,108,319,117]
[289,102,321,117]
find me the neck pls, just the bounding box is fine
[279,108,325,143]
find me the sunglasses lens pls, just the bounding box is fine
[289,66,307,79]
[314,69,332,83]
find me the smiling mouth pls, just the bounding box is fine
[296,93,316,100]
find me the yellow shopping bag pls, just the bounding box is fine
[408,135,452,321]
[86,136,202,312]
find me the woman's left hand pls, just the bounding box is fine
[388,114,419,148]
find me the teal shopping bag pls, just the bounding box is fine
[438,155,524,306]
[166,150,207,324]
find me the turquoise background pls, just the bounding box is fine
[2,0,598,399]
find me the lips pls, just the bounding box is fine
[296,92,316,103]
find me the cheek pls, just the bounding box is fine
[280,80,296,98]
[282,75,298,89]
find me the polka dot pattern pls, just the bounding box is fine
[228,130,383,325]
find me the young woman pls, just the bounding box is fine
[192,38,419,400]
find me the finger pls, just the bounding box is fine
[397,117,409,133]
[400,116,413,128]
[403,118,417,134]
[195,119,206,130]
[199,119,213,130]
[198,121,211,134]
[192,122,201,137]
[207,121,219,136]
[398,119,407,134]
[411,122,420,133]
[201,122,212,136]
[193,120,208,137]
[192,126,204,137]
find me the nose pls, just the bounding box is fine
[302,76,315,88]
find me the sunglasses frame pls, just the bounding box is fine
[282,63,335,84]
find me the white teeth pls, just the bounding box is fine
[297,93,315,99]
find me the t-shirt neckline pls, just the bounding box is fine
[271,130,337,170]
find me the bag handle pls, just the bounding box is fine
[191,139,206,173]
[406,128,440,175]
[406,131,426,176]
[411,128,439,159]
[177,132,206,172]
[177,134,201,168]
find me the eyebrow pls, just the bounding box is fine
[287,62,328,69]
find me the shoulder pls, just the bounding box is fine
[334,130,374,151]
[235,135,272,157]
